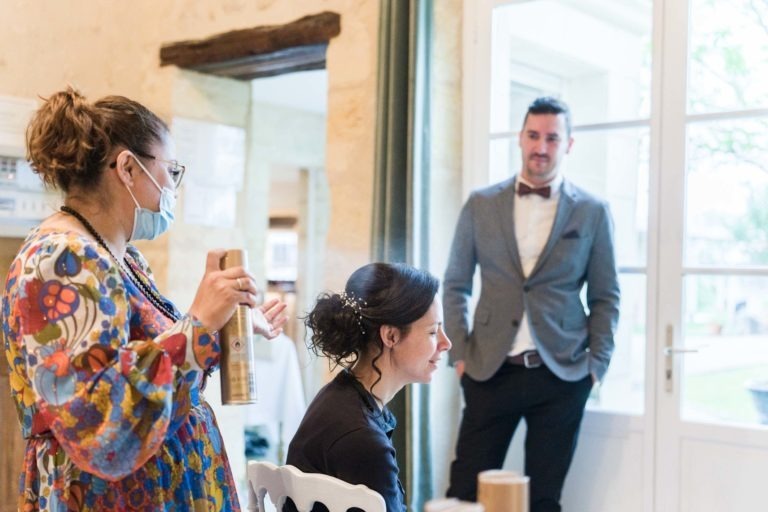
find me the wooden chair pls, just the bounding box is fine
[247,460,386,512]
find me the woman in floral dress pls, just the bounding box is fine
[2,87,286,510]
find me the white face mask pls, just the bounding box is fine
[123,153,176,241]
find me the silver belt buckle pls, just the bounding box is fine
[523,351,542,368]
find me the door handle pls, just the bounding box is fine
[663,347,699,356]
[664,325,698,393]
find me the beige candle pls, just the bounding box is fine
[477,470,529,512]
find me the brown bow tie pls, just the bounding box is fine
[517,182,551,198]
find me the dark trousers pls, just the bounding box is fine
[446,363,593,512]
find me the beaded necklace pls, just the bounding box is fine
[60,205,180,322]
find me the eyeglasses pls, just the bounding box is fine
[109,151,186,188]
[150,156,186,188]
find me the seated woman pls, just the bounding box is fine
[286,262,451,512]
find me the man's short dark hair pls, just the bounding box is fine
[523,96,572,137]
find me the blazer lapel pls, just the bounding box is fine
[529,179,576,277]
[496,178,524,277]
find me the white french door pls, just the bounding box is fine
[654,0,768,510]
[464,0,768,510]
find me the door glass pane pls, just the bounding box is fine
[490,0,652,133]
[489,1,652,416]
[682,275,768,425]
[570,129,649,415]
[489,128,650,269]
[688,0,768,114]
[488,128,648,415]
[685,118,768,267]
[588,273,646,414]
[569,128,649,268]
[682,0,768,431]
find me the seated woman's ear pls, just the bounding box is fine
[379,325,400,348]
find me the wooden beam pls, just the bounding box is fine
[188,44,329,80]
[160,12,340,80]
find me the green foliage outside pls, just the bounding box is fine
[684,365,766,424]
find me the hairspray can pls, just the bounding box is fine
[219,249,259,405]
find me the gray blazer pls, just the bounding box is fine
[443,177,620,382]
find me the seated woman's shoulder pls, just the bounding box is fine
[329,425,394,459]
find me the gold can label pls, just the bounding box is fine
[220,305,258,404]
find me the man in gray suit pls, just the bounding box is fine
[444,97,620,512]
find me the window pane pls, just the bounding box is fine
[266,229,298,282]
[490,0,652,133]
[588,273,646,415]
[486,2,651,420]
[568,128,649,268]
[488,137,517,185]
[688,0,768,114]
[682,275,768,426]
[489,128,649,268]
[685,118,768,267]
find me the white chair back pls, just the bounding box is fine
[247,460,386,512]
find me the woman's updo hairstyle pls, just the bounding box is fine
[304,262,439,372]
[25,86,168,192]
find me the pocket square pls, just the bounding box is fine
[562,229,581,239]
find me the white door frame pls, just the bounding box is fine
[653,0,688,508]
[654,0,768,509]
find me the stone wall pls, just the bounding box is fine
[0,0,378,294]
[0,0,379,506]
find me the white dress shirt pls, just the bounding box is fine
[508,173,563,356]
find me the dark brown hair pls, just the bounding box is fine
[304,262,439,393]
[25,86,168,192]
[523,96,572,137]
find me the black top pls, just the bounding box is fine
[285,370,405,512]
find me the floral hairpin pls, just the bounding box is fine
[340,290,367,335]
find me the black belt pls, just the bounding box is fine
[506,350,543,368]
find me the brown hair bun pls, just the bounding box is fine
[25,86,109,192]
[25,86,168,193]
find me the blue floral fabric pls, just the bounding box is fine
[2,228,240,511]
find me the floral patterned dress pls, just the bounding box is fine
[2,227,240,511]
